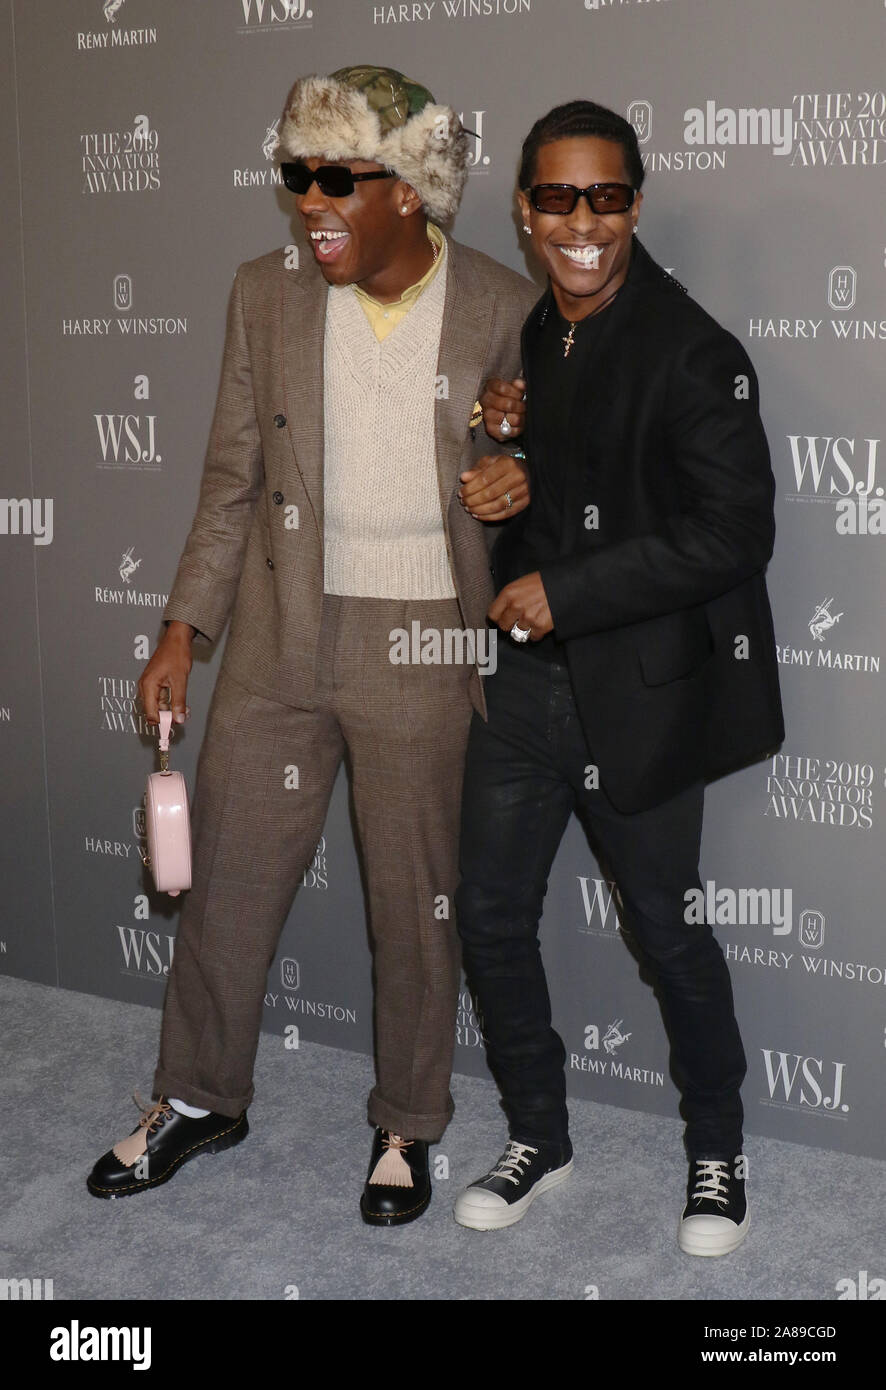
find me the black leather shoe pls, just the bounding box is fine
[87,1095,248,1199]
[360,1127,431,1226]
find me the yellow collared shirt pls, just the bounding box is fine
[352,222,446,342]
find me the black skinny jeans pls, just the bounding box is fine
[455,639,746,1161]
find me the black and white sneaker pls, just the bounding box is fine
[678,1157,749,1257]
[454,1138,573,1230]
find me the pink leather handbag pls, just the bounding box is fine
[143,709,192,897]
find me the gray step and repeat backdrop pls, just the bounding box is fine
[2,0,885,1160]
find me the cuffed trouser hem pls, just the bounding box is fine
[152,1069,252,1120]
[367,1087,454,1144]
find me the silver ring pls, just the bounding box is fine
[510,622,531,643]
[504,491,512,509]
[500,413,512,437]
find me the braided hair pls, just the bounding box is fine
[518,100,645,193]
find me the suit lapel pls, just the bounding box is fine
[435,238,496,511]
[281,262,327,540]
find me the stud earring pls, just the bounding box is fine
[523,224,531,234]
[401,204,409,213]
[632,224,638,234]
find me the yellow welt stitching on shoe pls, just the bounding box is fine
[364,1192,430,1218]
[89,1116,245,1194]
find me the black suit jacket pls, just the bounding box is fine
[491,238,784,814]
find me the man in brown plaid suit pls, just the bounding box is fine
[86,66,538,1224]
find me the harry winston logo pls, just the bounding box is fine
[114,274,132,311]
[627,100,653,145]
[281,958,300,991]
[828,266,856,312]
[797,910,825,950]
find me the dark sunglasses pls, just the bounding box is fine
[280,161,395,198]
[527,182,636,215]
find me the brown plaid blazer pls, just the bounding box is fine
[163,235,538,718]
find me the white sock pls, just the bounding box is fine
[169,1096,211,1118]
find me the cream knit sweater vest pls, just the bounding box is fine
[322,255,455,598]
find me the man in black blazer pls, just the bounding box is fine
[452,100,784,1256]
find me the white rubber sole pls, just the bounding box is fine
[454,1158,574,1231]
[678,1209,750,1257]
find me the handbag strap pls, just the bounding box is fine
[157,709,175,772]
[158,709,173,752]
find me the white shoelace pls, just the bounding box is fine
[486,1140,539,1186]
[689,1159,731,1207]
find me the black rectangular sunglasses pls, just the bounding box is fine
[280,161,394,198]
[528,182,637,215]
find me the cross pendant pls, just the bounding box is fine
[562,323,576,358]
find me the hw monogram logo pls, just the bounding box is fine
[627,100,653,145]
[113,273,132,311]
[797,910,825,950]
[281,958,300,991]
[828,266,856,312]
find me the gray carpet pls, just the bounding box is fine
[1,974,882,1302]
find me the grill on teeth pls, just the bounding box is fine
[558,245,602,268]
[310,230,347,240]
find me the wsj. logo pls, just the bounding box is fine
[239,0,311,24]
[761,1050,848,1113]
[807,597,842,642]
[797,910,825,950]
[627,100,652,145]
[577,876,622,935]
[113,273,132,311]
[117,927,174,977]
[786,435,881,499]
[828,266,856,312]
[95,414,159,468]
[459,112,489,170]
[281,958,299,991]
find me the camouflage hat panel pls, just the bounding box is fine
[329,65,436,132]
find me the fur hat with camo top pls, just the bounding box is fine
[276,64,471,225]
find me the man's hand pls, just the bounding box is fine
[488,572,553,641]
[138,620,195,726]
[480,376,526,442]
[459,454,529,520]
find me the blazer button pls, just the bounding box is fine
[266,557,274,569]
[272,490,284,504]
[274,413,286,428]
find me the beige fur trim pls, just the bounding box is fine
[275,77,468,224]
